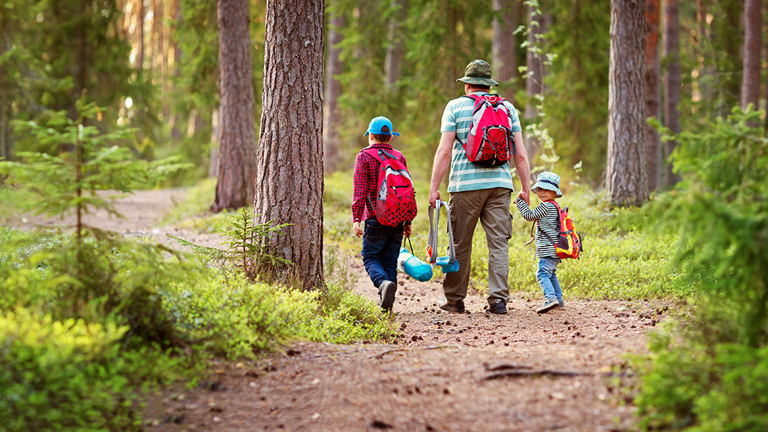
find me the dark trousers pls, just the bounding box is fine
[361,218,403,287]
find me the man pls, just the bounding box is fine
[428,59,531,315]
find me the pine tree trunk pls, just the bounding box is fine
[254,0,324,290]
[74,0,88,117]
[740,0,762,110]
[492,0,517,84]
[384,0,405,87]
[170,0,182,141]
[323,12,344,174]
[607,0,648,206]
[137,0,145,69]
[662,0,681,186]
[0,26,9,161]
[0,101,10,162]
[525,2,547,160]
[645,0,661,191]
[212,0,256,212]
[209,107,221,178]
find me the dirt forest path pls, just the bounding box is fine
[58,190,668,432]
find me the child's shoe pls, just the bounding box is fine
[378,280,397,311]
[536,298,559,314]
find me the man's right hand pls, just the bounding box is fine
[429,189,441,207]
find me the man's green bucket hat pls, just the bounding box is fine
[456,59,500,87]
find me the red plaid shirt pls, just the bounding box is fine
[352,143,409,223]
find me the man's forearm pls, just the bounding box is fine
[513,132,531,192]
[430,132,454,192]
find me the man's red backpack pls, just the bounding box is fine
[458,93,517,167]
[549,201,583,259]
[363,147,417,227]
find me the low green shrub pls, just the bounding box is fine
[634,308,768,431]
[0,228,182,346]
[0,307,182,432]
[632,108,768,430]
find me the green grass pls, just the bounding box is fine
[323,170,686,300]
[159,173,686,300]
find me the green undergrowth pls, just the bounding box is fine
[323,170,685,300]
[0,224,394,431]
[627,108,768,431]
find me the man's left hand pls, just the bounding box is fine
[403,223,412,237]
[517,190,530,205]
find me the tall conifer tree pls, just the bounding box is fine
[254,0,324,290]
[212,0,256,212]
[607,0,648,206]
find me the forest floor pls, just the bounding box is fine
[33,189,670,432]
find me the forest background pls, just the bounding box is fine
[3,0,758,185]
[1,0,768,430]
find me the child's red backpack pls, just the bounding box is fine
[549,201,583,259]
[363,148,417,227]
[458,94,516,167]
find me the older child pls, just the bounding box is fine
[515,171,564,314]
[352,116,413,311]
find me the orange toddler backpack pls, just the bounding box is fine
[549,201,583,259]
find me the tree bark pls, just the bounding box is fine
[323,11,344,174]
[607,0,648,206]
[0,28,9,161]
[525,2,544,120]
[384,0,405,87]
[0,101,10,162]
[524,1,545,160]
[740,0,762,110]
[645,0,661,191]
[662,0,680,186]
[209,107,221,178]
[137,0,145,69]
[254,0,324,290]
[492,0,517,84]
[212,0,256,212]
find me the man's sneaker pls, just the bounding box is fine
[378,280,397,311]
[536,298,560,314]
[439,300,465,314]
[558,300,565,308]
[488,299,508,315]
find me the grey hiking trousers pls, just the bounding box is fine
[444,187,512,305]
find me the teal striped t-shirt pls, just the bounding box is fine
[440,92,522,193]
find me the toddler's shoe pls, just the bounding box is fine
[378,280,397,311]
[536,298,559,314]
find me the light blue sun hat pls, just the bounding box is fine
[532,171,563,197]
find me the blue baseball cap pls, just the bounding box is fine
[364,116,400,136]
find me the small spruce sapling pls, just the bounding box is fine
[0,98,189,239]
[170,207,291,280]
[0,99,189,324]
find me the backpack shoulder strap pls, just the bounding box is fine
[546,200,566,231]
[362,147,387,162]
[379,148,402,161]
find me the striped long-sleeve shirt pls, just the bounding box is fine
[515,198,560,258]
